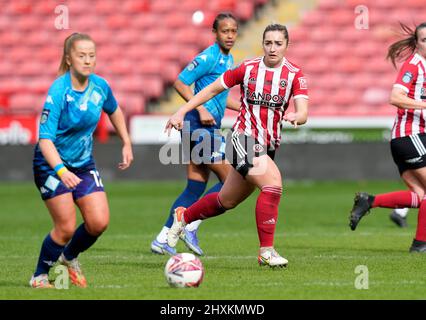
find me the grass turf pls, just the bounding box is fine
[0,180,425,300]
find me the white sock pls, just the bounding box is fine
[394,208,409,218]
[185,220,202,232]
[156,226,170,243]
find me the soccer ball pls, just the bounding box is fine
[164,253,204,288]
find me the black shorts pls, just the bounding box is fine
[225,130,275,177]
[391,133,426,174]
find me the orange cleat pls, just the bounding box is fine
[58,254,87,288]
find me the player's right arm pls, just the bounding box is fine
[390,62,426,110]
[38,87,81,189]
[38,139,82,188]
[165,63,246,134]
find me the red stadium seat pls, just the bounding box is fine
[9,93,46,113]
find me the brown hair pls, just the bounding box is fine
[387,22,426,68]
[262,24,289,46]
[58,33,95,75]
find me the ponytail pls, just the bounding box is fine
[387,22,426,68]
[58,33,95,75]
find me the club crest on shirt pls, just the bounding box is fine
[253,144,264,153]
[402,71,413,84]
[79,103,87,111]
[40,109,50,124]
[280,79,287,88]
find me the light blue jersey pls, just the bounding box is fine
[179,42,234,130]
[34,72,117,169]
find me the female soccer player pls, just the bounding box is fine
[151,13,240,256]
[349,23,426,253]
[30,33,133,288]
[165,24,309,267]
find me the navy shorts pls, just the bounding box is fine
[225,130,276,178]
[391,133,426,174]
[33,164,105,201]
[181,126,226,164]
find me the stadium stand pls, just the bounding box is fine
[0,0,266,119]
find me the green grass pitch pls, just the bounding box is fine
[1,180,425,300]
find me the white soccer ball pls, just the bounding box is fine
[164,253,204,288]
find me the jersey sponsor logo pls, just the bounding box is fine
[405,156,423,164]
[298,77,308,89]
[46,95,54,104]
[187,60,199,71]
[402,71,413,84]
[90,90,102,106]
[245,90,285,108]
[79,103,88,111]
[40,109,50,124]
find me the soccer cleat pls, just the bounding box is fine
[258,247,288,268]
[58,253,87,288]
[167,207,187,248]
[349,192,374,231]
[390,210,408,228]
[409,239,426,253]
[151,239,177,255]
[29,274,54,288]
[180,229,204,256]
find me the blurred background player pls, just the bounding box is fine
[165,24,309,267]
[349,23,426,252]
[151,13,240,256]
[30,33,133,288]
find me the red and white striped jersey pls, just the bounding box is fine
[220,56,308,149]
[392,53,426,139]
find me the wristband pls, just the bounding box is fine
[54,163,68,178]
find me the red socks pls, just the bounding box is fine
[184,192,226,224]
[416,196,426,241]
[255,186,282,247]
[372,191,420,208]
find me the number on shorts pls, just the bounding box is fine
[90,170,104,187]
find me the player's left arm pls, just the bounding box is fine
[283,70,309,128]
[108,106,133,170]
[283,98,308,128]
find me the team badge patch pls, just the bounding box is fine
[280,79,287,88]
[187,60,199,71]
[90,91,102,106]
[253,144,264,153]
[40,109,50,124]
[402,72,413,84]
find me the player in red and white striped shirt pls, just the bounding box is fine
[349,22,426,252]
[165,24,309,267]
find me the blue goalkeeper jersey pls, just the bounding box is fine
[178,42,234,130]
[33,71,118,169]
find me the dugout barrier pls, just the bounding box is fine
[0,142,399,181]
